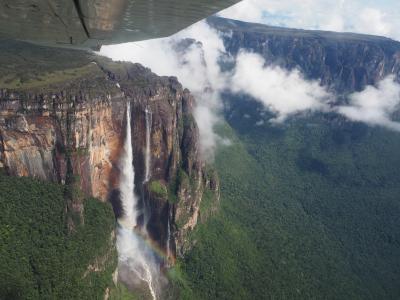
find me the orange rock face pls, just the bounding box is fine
[0,96,123,201]
[0,50,219,259]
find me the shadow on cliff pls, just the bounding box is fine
[109,188,123,219]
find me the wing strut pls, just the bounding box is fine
[72,0,90,38]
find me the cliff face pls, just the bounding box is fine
[0,40,218,259]
[209,17,400,94]
[0,87,121,201]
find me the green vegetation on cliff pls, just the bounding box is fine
[0,172,117,300]
[174,102,400,299]
[149,180,168,199]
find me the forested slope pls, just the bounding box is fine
[0,172,117,299]
[175,99,400,299]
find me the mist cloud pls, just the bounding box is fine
[338,76,400,131]
[231,51,331,121]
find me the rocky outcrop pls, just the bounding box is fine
[0,40,218,259]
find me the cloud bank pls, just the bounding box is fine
[338,76,400,131]
[231,51,331,121]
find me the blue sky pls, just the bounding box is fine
[218,0,400,40]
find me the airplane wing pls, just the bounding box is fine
[0,0,240,48]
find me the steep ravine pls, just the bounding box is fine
[0,40,219,297]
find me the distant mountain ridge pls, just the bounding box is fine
[208,16,400,93]
[209,16,396,42]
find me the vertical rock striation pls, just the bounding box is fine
[0,40,219,260]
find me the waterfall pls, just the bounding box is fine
[118,102,136,229]
[144,107,152,183]
[166,213,171,263]
[117,102,159,300]
[142,106,152,228]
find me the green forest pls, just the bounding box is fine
[0,172,117,300]
[172,99,400,299]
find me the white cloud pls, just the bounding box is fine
[338,76,400,131]
[219,0,400,41]
[231,51,331,121]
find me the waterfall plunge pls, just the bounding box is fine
[117,102,160,300]
[118,102,136,229]
[166,213,171,263]
[142,107,152,227]
[144,107,152,184]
